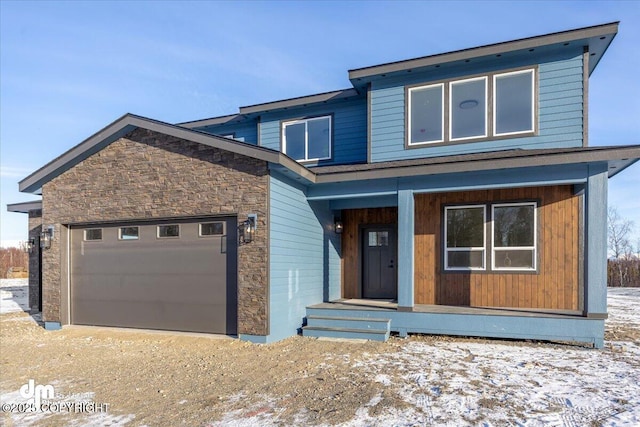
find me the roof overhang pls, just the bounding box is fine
[177,114,247,129]
[7,200,43,213]
[19,113,315,194]
[349,22,618,86]
[310,145,640,184]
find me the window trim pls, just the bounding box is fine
[406,66,537,149]
[118,226,140,241]
[157,224,180,239]
[443,205,487,271]
[491,202,537,271]
[199,221,225,237]
[449,76,488,142]
[281,114,333,162]
[407,82,445,145]
[492,69,536,137]
[83,228,103,241]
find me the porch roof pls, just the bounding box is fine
[308,145,640,184]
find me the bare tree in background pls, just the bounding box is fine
[607,206,639,287]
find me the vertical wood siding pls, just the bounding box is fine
[341,207,398,298]
[414,186,580,310]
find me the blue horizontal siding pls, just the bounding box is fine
[259,98,367,166]
[268,172,339,342]
[370,48,585,162]
[194,120,258,145]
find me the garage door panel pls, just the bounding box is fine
[72,300,229,334]
[71,218,237,334]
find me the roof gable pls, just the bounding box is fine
[19,114,314,194]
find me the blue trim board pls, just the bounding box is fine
[308,163,589,201]
[45,322,62,331]
[585,163,608,315]
[306,307,605,348]
[397,190,414,309]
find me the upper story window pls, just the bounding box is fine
[282,115,332,162]
[408,68,535,146]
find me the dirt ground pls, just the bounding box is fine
[0,312,414,426]
[1,305,638,426]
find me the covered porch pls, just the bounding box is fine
[300,150,627,347]
[303,299,604,347]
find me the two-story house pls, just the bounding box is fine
[9,22,640,347]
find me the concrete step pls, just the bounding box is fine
[306,315,391,332]
[302,326,390,342]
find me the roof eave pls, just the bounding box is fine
[7,200,43,214]
[314,146,640,184]
[348,22,619,81]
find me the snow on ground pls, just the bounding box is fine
[0,278,29,314]
[2,279,639,426]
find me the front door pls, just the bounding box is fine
[362,226,397,299]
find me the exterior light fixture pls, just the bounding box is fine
[240,215,256,244]
[40,226,54,250]
[334,219,343,234]
[23,238,36,253]
[459,99,479,109]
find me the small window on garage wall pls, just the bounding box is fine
[84,229,102,241]
[157,224,180,238]
[119,226,139,240]
[199,222,224,237]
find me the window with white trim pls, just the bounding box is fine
[492,202,537,270]
[157,224,180,238]
[444,205,486,270]
[443,201,538,272]
[199,222,224,237]
[493,70,535,136]
[408,68,535,146]
[119,226,139,240]
[282,115,331,162]
[450,77,487,141]
[84,228,102,241]
[408,83,444,144]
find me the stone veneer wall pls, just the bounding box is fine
[41,129,269,335]
[28,209,42,312]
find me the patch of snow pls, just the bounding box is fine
[0,278,29,314]
[0,380,135,427]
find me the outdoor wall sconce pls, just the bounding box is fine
[40,226,54,250]
[240,215,256,244]
[334,218,343,234]
[23,238,35,253]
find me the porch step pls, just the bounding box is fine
[302,315,391,342]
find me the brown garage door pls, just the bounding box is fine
[70,217,237,334]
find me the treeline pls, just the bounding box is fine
[608,258,640,287]
[0,247,28,279]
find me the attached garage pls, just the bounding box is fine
[70,217,238,335]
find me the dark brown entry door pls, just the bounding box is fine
[362,226,397,299]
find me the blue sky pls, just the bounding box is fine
[1,0,639,247]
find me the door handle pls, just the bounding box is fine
[389,259,394,268]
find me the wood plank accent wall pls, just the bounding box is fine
[414,186,581,310]
[342,207,398,298]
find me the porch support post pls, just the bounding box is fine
[397,189,414,311]
[584,163,608,318]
